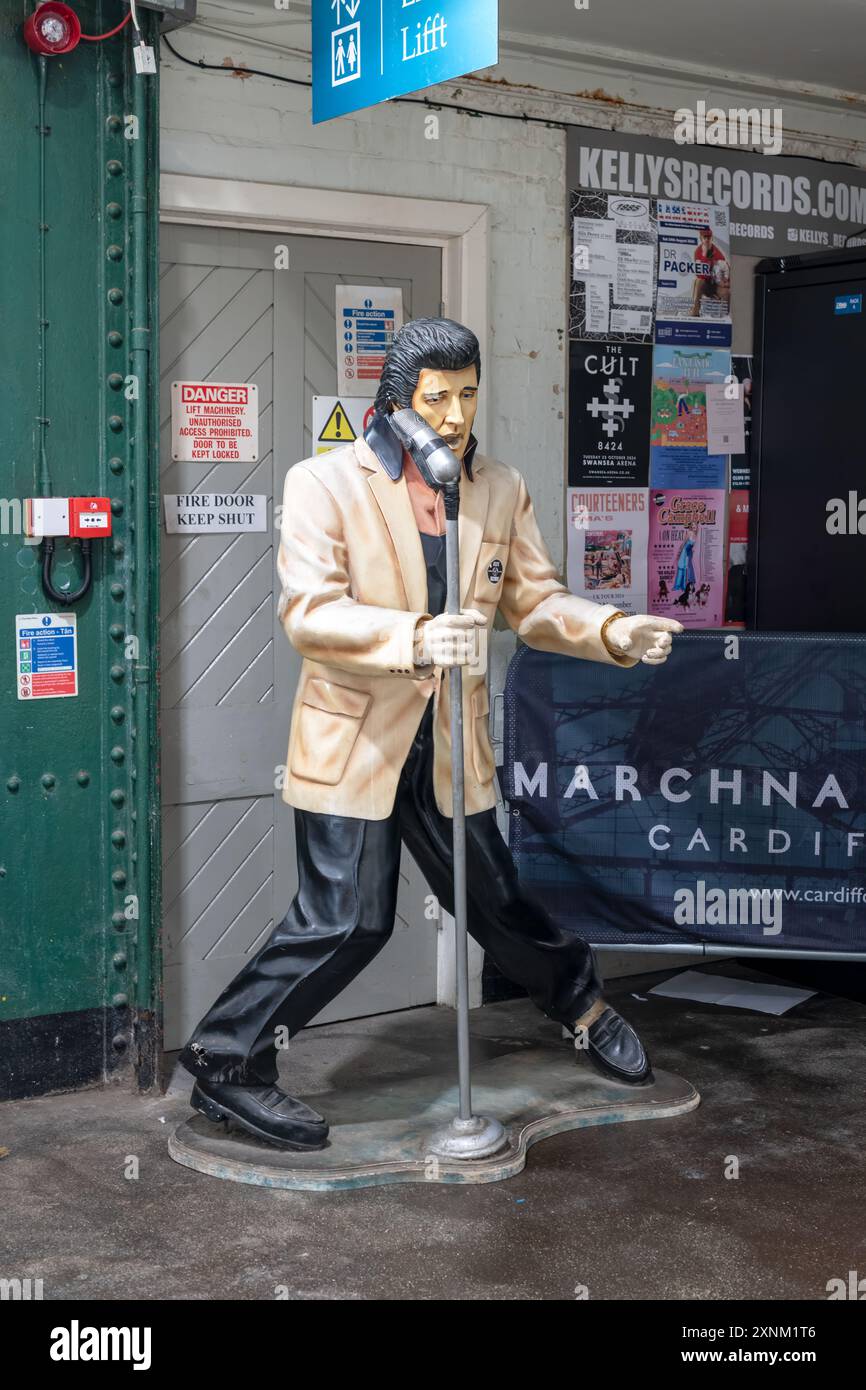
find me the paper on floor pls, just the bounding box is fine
[648,970,815,1016]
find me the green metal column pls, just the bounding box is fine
[0,1,161,1099]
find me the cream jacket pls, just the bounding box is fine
[276,436,639,820]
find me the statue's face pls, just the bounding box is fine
[411,365,478,460]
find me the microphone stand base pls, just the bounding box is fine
[427,1113,507,1161]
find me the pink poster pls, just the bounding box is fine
[648,489,725,628]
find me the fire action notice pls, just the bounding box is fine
[171,381,259,463]
[16,613,78,700]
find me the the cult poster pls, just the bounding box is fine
[568,343,652,486]
[649,346,730,489]
[648,488,726,627]
[566,487,649,616]
[570,191,657,343]
[655,201,732,348]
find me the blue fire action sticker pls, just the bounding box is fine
[16,612,78,699]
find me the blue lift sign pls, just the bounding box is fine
[313,0,499,125]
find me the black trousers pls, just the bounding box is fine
[181,705,601,1086]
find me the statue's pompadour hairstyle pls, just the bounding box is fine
[374,317,481,414]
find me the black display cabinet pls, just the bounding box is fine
[750,247,866,631]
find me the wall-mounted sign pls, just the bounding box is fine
[16,613,77,700]
[336,286,403,397]
[171,381,259,463]
[163,494,268,534]
[570,192,657,344]
[568,343,652,485]
[312,396,375,454]
[312,0,499,124]
[649,346,730,489]
[655,201,732,348]
[567,126,866,259]
[566,487,649,617]
[648,488,725,628]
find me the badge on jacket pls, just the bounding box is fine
[487,558,503,583]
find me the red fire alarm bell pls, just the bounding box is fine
[23,2,81,55]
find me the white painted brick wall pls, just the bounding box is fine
[160,38,570,564]
[160,19,866,564]
[160,17,863,984]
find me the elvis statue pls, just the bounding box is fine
[178,317,683,1150]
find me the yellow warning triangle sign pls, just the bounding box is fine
[318,400,356,443]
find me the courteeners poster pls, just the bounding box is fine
[568,343,652,486]
[566,487,649,616]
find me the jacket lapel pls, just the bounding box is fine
[458,461,489,610]
[356,437,491,615]
[357,438,427,614]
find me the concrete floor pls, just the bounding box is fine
[3,964,866,1301]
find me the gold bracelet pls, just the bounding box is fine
[599,609,628,655]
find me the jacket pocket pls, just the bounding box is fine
[470,683,496,784]
[290,678,371,786]
[474,541,509,605]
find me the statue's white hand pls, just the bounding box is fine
[605,614,684,665]
[415,610,487,668]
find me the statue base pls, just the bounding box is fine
[169,1029,699,1191]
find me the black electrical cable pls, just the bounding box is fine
[41,538,93,605]
[160,33,565,129]
[160,31,866,168]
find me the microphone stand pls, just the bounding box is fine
[428,480,506,1162]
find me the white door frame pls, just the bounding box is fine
[159,175,490,447]
[159,174,490,1008]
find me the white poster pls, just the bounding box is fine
[615,242,655,307]
[566,487,650,616]
[336,286,403,397]
[571,192,658,344]
[585,279,611,334]
[171,381,259,463]
[705,382,746,456]
[312,396,375,454]
[163,494,268,534]
[572,215,618,279]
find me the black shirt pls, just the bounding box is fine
[420,531,447,618]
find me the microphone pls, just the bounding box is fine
[388,408,462,491]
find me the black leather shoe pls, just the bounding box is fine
[576,1007,654,1086]
[191,1077,329,1151]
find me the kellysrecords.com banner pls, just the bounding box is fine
[567,126,866,258]
[503,634,866,954]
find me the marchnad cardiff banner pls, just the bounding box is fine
[503,635,866,954]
